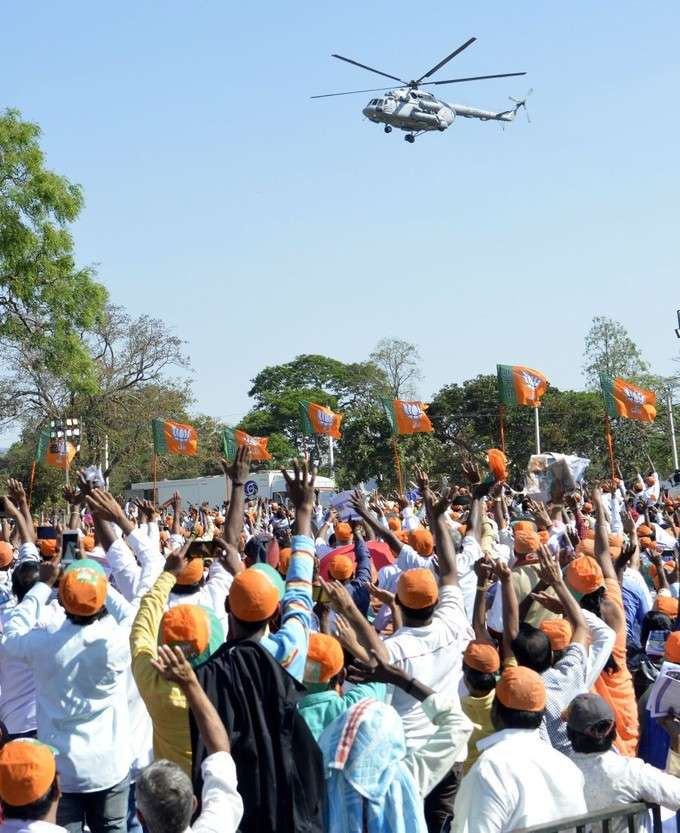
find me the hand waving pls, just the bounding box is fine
[150,644,197,687]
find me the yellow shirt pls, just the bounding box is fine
[130,571,191,774]
[461,689,496,774]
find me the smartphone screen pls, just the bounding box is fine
[61,532,79,566]
[37,526,57,540]
[187,540,215,558]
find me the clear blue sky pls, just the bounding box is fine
[3,1,679,436]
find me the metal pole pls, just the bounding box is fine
[534,406,541,455]
[328,436,335,476]
[668,388,679,470]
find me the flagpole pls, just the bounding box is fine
[499,405,506,454]
[392,435,405,496]
[667,388,679,470]
[328,435,335,477]
[604,415,617,480]
[533,406,541,455]
[152,453,158,506]
[28,462,36,510]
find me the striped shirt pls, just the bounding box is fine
[540,643,588,754]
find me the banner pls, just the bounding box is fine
[36,431,76,469]
[382,399,433,435]
[299,401,342,439]
[222,427,272,461]
[600,374,657,423]
[152,418,198,456]
[497,364,548,407]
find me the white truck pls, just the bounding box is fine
[126,470,336,507]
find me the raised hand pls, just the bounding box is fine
[221,445,252,485]
[527,498,552,530]
[536,544,563,587]
[86,489,126,525]
[349,489,368,516]
[213,536,245,576]
[347,649,411,688]
[164,540,190,576]
[39,559,61,587]
[461,459,482,485]
[281,456,316,536]
[335,614,363,658]
[494,558,512,584]
[474,557,495,588]
[367,582,395,606]
[319,576,354,615]
[529,590,565,615]
[150,644,197,687]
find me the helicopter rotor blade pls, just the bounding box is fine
[331,54,406,84]
[423,71,527,86]
[415,37,477,83]
[310,86,395,99]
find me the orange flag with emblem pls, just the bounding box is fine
[382,399,433,435]
[299,401,342,439]
[600,375,656,423]
[152,419,198,456]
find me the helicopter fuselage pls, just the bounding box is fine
[362,88,455,132]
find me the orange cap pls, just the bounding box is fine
[304,632,344,684]
[514,528,541,555]
[397,568,438,610]
[175,558,204,586]
[639,537,654,552]
[637,525,653,538]
[576,539,595,558]
[59,559,108,616]
[539,618,573,651]
[514,521,537,533]
[397,530,409,543]
[582,502,593,512]
[464,640,501,673]
[566,555,604,595]
[328,554,354,581]
[38,539,58,559]
[496,666,546,712]
[665,632,680,664]
[408,528,434,557]
[81,535,95,553]
[0,739,56,806]
[335,522,353,544]
[0,542,14,568]
[387,517,402,532]
[655,595,679,618]
[278,547,291,577]
[229,568,280,622]
[161,605,209,658]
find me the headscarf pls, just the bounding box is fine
[318,699,427,833]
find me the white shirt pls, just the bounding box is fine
[189,751,244,833]
[1,582,133,792]
[456,536,484,622]
[570,749,680,833]
[452,728,587,833]
[385,584,474,750]
[0,820,66,833]
[0,600,38,734]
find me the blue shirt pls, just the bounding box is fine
[622,574,651,648]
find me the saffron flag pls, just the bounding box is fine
[299,400,342,439]
[222,427,272,461]
[600,374,656,423]
[497,364,549,407]
[152,418,198,456]
[382,399,433,435]
[36,430,76,469]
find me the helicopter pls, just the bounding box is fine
[311,37,531,142]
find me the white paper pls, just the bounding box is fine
[648,660,680,718]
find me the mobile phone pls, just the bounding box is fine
[37,526,57,540]
[61,531,79,566]
[187,540,216,558]
[0,497,7,518]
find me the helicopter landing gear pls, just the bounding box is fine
[405,133,415,143]
[384,125,392,133]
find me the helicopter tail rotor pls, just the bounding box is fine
[509,88,533,122]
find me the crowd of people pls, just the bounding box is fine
[1,446,680,833]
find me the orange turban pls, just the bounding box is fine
[540,618,573,651]
[328,554,354,581]
[81,535,95,553]
[655,596,679,618]
[464,640,500,673]
[175,558,204,586]
[229,568,280,622]
[649,561,674,579]
[567,556,604,595]
[388,517,402,532]
[496,666,546,712]
[304,632,344,684]
[0,542,14,568]
[637,525,653,538]
[514,529,541,555]
[397,568,438,610]
[335,523,353,544]
[38,539,58,559]
[514,521,537,533]
[408,528,434,557]
[278,547,291,577]
[665,632,680,664]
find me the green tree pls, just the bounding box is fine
[0,109,108,421]
[369,338,422,399]
[582,316,649,390]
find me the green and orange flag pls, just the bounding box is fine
[600,374,656,423]
[36,431,76,469]
[222,427,272,461]
[152,418,198,456]
[497,364,549,407]
[381,399,433,435]
[299,400,342,439]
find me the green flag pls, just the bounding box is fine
[222,427,238,460]
[35,430,50,463]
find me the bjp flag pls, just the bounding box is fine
[152,418,198,456]
[223,427,272,461]
[382,399,433,435]
[36,431,76,469]
[497,364,549,407]
[600,374,656,423]
[299,401,342,439]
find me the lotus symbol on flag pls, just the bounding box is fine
[318,409,334,428]
[171,425,191,451]
[244,435,258,446]
[520,371,542,393]
[402,402,424,423]
[622,385,646,413]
